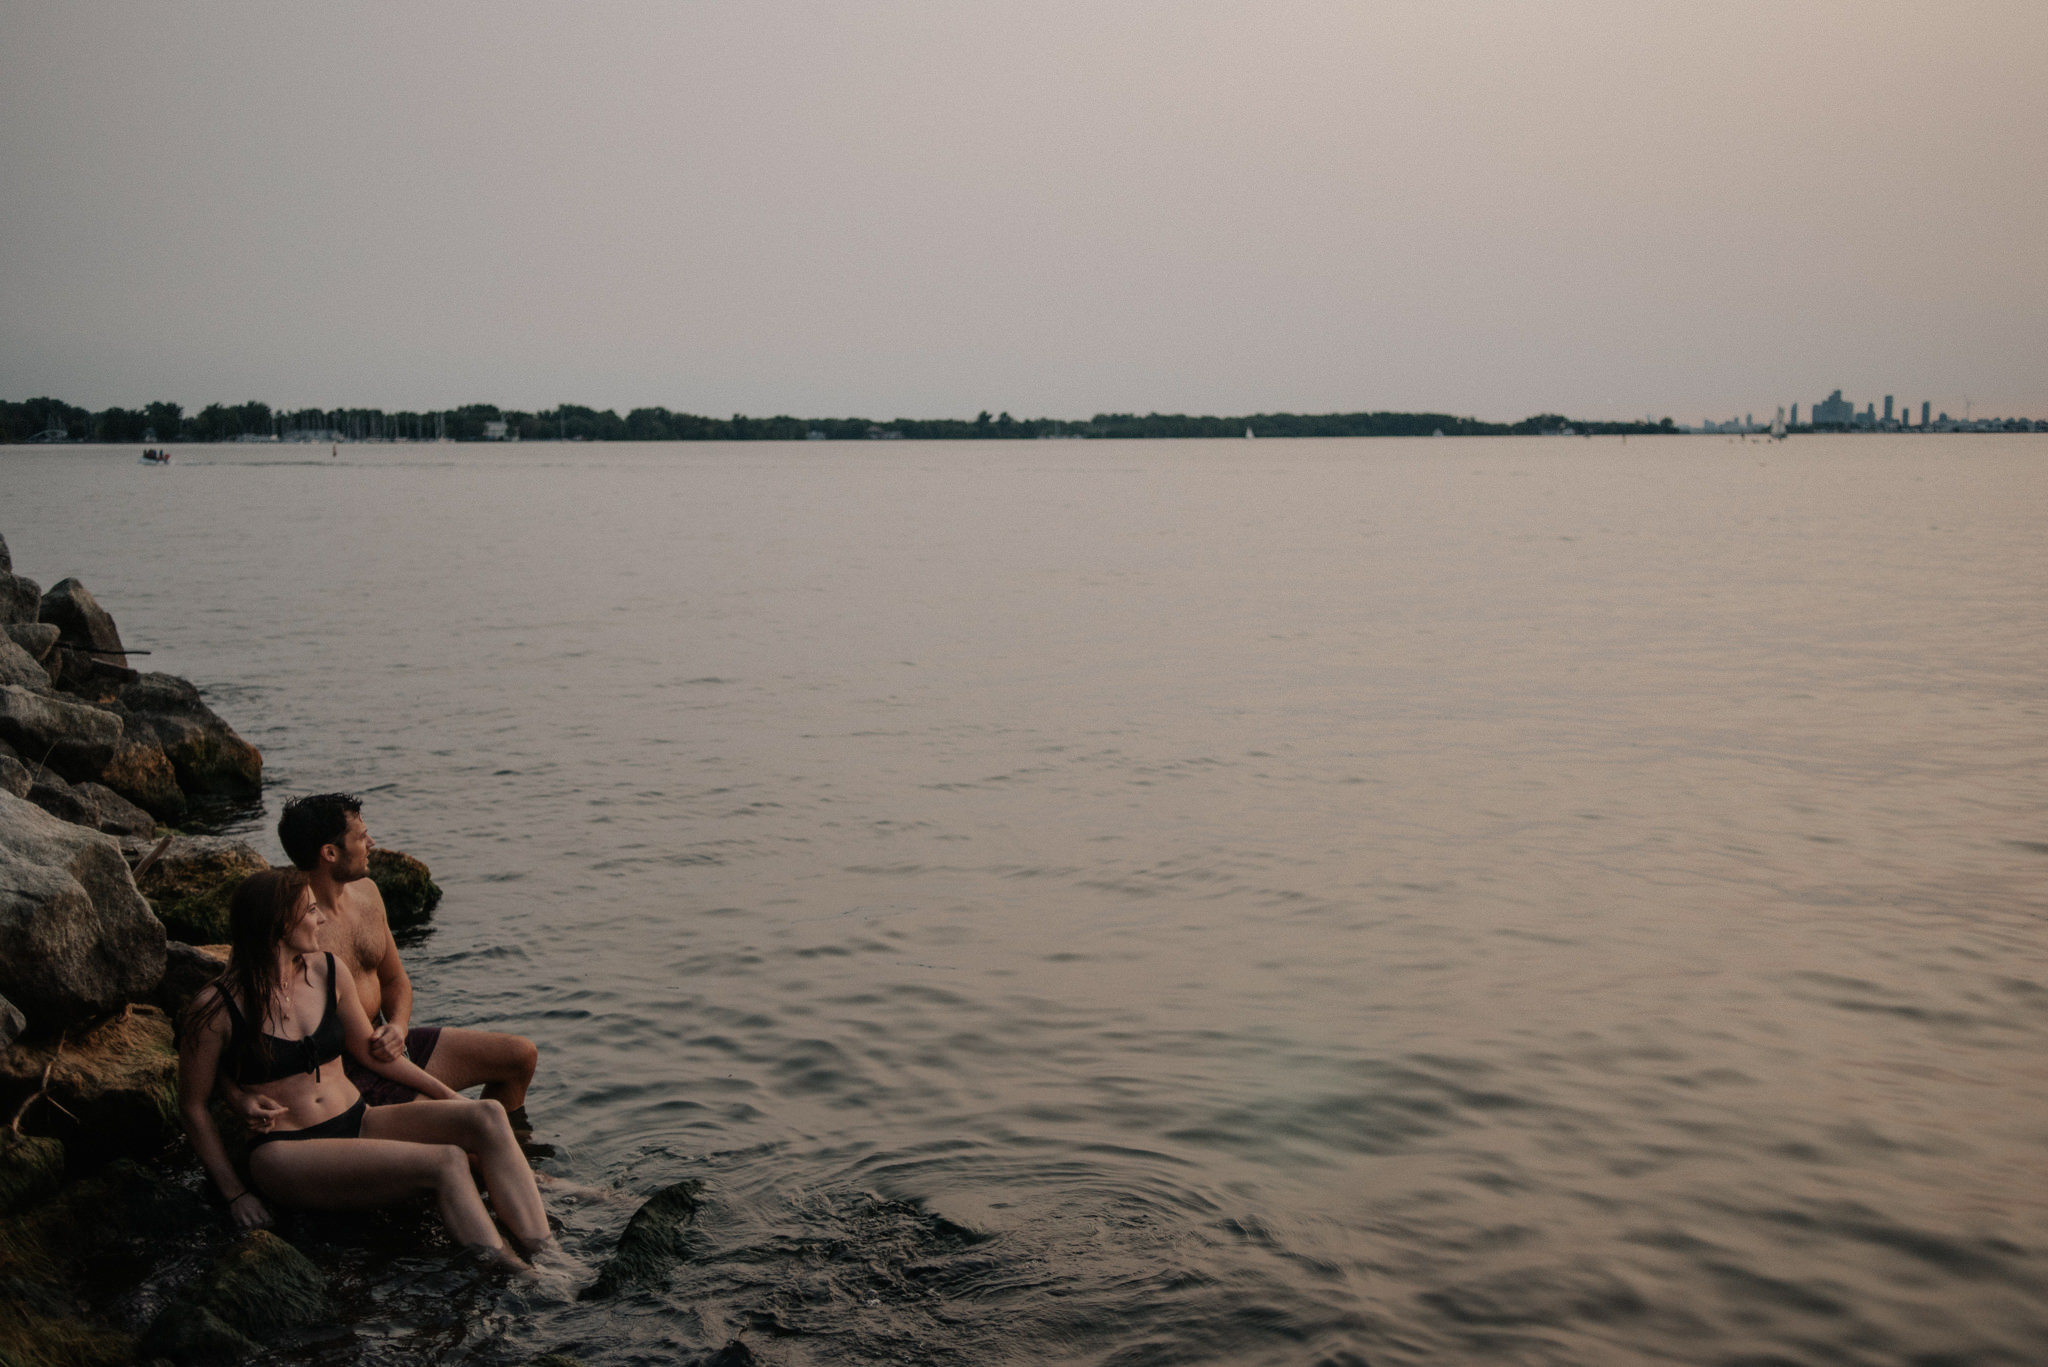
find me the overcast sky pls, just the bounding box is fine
[2,1,2043,422]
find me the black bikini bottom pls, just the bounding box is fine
[248,1097,368,1149]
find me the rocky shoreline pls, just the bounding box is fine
[0,527,463,1367]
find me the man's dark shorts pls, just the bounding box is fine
[344,1025,443,1106]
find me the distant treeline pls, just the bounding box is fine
[1,396,1679,445]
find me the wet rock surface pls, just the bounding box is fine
[580,1178,705,1300]
[0,793,166,1028]
[369,846,443,932]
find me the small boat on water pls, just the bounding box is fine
[139,448,171,465]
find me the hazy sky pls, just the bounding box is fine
[3,1,2043,422]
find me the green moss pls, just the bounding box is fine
[138,843,268,943]
[0,1134,63,1216]
[0,1297,134,1367]
[197,1230,332,1336]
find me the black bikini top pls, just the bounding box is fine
[222,952,345,1086]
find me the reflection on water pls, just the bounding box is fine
[8,435,2047,1364]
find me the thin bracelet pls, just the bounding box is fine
[224,1187,250,1202]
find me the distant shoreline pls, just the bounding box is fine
[4,397,2042,444]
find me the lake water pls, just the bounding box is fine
[6,435,2047,1366]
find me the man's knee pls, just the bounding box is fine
[509,1034,538,1080]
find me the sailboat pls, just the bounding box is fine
[1770,406,1787,441]
[1245,426,1254,439]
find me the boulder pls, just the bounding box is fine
[0,572,38,627]
[194,1230,333,1337]
[110,675,261,800]
[3,623,59,662]
[37,579,126,665]
[97,738,185,821]
[153,942,227,1019]
[0,754,28,799]
[0,530,9,573]
[0,685,123,785]
[139,1302,258,1366]
[0,792,166,1030]
[137,837,268,944]
[579,1178,704,1300]
[0,637,47,691]
[0,1006,180,1160]
[46,649,140,702]
[0,991,23,1048]
[369,848,442,931]
[26,776,157,839]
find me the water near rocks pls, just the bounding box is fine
[6,435,2046,1365]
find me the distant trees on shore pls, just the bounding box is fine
[1,396,1681,444]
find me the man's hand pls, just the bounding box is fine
[369,1020,407,1062]
[230,1088,288,1133]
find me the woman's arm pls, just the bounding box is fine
[177,991,272,1229]
[333,958,461,1101]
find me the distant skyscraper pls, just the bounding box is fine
[1791,403,1800,425]
[1922,401,1930,427]
[1813,390,1853,425]
[1884,395,1894,423]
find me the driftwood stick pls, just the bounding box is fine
[7,1036,64,1134]
[132,832,174,880]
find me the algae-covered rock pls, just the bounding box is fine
[138,1301,258,1366]
[137,836,268,944]
[0,1133,63,1215]
[369,847,442,931]
[0,1299,134,1367]
[0,1006,180,1160]
[195,1230,332,1336]
[579,1178,704,1300]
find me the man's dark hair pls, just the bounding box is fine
[277,793,363,871]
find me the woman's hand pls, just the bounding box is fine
[227,1190,272,1230]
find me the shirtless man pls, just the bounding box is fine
[269,793,539,1131]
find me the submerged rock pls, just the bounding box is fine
[136,836,269,944]
[0,684,123,786]
[580,1178,705,1300]
[0,792,166,1029]
[194,1229,334,1337]
[369,847,442,931]
[0,1006,180,1160]
[110,675,261,800]
[138,1301,259,1366]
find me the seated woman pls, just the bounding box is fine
[179,867,553,1270]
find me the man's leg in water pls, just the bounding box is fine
[421,1027,538,1111]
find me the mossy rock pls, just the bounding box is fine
[196,1230,332,1337]
[369,848,442,932]
[0,1296,134,1367]
[137,838,269,944]
[0,1007,180,1161]
[0,1133,63,1215]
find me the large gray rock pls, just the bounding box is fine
[4,622,59,661]
[0,636,47,690]
[0,683,124,783]
[112,673,261,798]
[0,790,167,1029]
[26,775,157,838]
[0,753,28,799]
[37,577,127,663]
[0,571,39,626]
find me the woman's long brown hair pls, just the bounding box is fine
[183,867,312,1076]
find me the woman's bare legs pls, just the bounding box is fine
[249,1137,510,1258]
[361,1098,551,1252]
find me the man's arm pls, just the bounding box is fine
[363,885,415,1063]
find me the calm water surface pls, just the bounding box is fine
[7,436,2047,1366]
